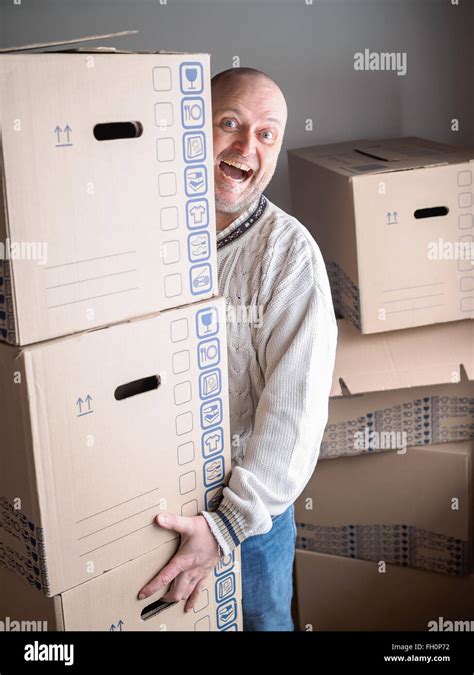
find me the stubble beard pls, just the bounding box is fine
[214,165,275,216]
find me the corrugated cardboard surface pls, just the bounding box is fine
[290,136,473,178]
[0,539,242,631]
[0,297,230,596]
[0,31,139,53]
[331,319,473,395]
[323,380,473,459]
[296,441,473,575]
[295,550,474,631]
[0,561,64,630]
[288,137,474,333]
[322,319,474,459]
[0,50,217,345]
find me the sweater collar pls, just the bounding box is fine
[216,194,268,250]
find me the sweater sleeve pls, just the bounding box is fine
[200,230,338,555]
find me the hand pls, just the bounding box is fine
[137,513,221,612]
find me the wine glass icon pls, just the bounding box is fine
[201,311,214,334]
[185,67,198,90]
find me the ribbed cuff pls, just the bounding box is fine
[200,502,249,557]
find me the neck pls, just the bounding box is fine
[216,210,243,232]
[215,194,262,232]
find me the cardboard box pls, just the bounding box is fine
[322,319,474,459]
[296,441,474,576]
[295,550,474,631]
[288,137,474,333]
[0,538,242,631]
[0,296,230,596]
[0,35,217,345]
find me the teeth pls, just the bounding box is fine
[222,159,252,172]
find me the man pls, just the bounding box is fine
[138,67,338,631]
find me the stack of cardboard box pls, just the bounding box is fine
[0,35,241,632]
[288,137,474,630]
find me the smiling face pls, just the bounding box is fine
[211,72,287,227]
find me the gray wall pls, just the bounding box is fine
[1,0,472,213]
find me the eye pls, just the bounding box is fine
[222,119,237,129]
[261,130,274,141]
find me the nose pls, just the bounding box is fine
[231,127,257,158]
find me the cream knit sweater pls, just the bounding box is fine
[200,194,338,556]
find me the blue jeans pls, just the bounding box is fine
[240,503,297,631]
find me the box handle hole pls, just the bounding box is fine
[114,375,160,401]
[414,206,449,219]
[140,598,177,621]
[93,121,143,141]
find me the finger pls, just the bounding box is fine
[162,572,198,603]
[160,578,181,604]
[138,556,187,600]
[184,579,206,613]
[155,513,193,535]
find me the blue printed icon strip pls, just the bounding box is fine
[201,426,224,459]
[181,97,205,129]
[182,131,206,163]
[184,165,208,197]
[196,306,219,338]
[187,231,211,264]
[193,303,238,629]
[186,198,209,230]
[205,484,224,511]
[214,551,235,576]
[180,69,209,298]
[216,573,236,602]
[197,336,220,370]
[200,398,223,429]
[189,263,212,296]
[203,455,225,488]
[199,368,222,399]
[179,62,204,95]
[216,598,237,629]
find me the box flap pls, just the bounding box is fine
[331,319,474,396]
[0,32,207,56]
[288,137,474,177]
[352,142,409,162]
[0,30,138,53]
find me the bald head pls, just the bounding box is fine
[211,67,287,122]
[211,67,288,226]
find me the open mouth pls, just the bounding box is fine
[218,160,254,183]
